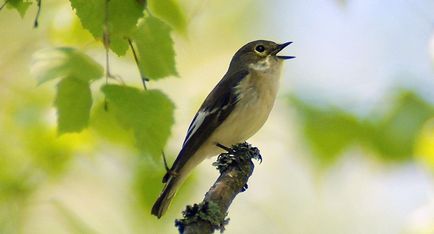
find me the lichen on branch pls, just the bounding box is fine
[175,142,262,234]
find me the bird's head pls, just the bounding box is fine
[230,40,294,71]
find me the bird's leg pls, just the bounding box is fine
[161,151,179,183]
[216,143,231,152]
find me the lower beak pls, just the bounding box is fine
[273,42,295,60]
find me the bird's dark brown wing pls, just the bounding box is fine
[162,70,249,182]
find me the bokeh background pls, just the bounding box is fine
[1,0,434,233]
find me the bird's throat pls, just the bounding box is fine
[248,56,272,71]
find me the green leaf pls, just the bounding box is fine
[371,92,434,160]
[32,47,103,84]
[49,13,95,46]
[55,78,92,134]
[132,16,177,80]
[90,102,135,146]
[291,97,362,166]
[25,128,74,176]
[101,84,174,158]
[7,0,32,18]
[291,90,434,166]
[69,0,145,55]
[147,0,186,32]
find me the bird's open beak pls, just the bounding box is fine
[273,42,295,60]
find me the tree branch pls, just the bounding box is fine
[175,142,262,234]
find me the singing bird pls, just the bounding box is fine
[152,40,294,218]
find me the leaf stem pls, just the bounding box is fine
[0,0,9,11]
[103,0,112,81]
[128,38,148,90]
[103,0,111,110]
[33,0,41,28]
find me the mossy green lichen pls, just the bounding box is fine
[175,201,228,233]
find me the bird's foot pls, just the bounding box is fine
[216,143,231,152]
[161,151,180,183]
[232,142,262,164]
[240,183,248,192]
[212,142,262,173]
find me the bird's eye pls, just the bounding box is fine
[255,45,265,53]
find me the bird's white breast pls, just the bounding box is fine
[206,56,283,155]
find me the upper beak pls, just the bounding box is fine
[273,42,295,60]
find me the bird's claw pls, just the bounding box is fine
[240,183,248,192]
[213,142,262,173]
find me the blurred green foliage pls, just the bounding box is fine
[29,2,178,155]
[1,0,183,231]
[32,47,103,85]
[147,0,186,32]
[32,48,103,133]
[370,92,434,159]
[291,90,434,166]
[415,119,434,171]
[132,158,165,209]
[52,200,98,234]
[291,99,362,165]
[0,89,77,233]
[6,0,32,17]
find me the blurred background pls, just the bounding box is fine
[0,0,434,233]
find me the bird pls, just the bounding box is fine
[151,40,294,218]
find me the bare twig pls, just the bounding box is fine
[175,142,261,234]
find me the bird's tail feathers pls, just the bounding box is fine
[151,175,181,218]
